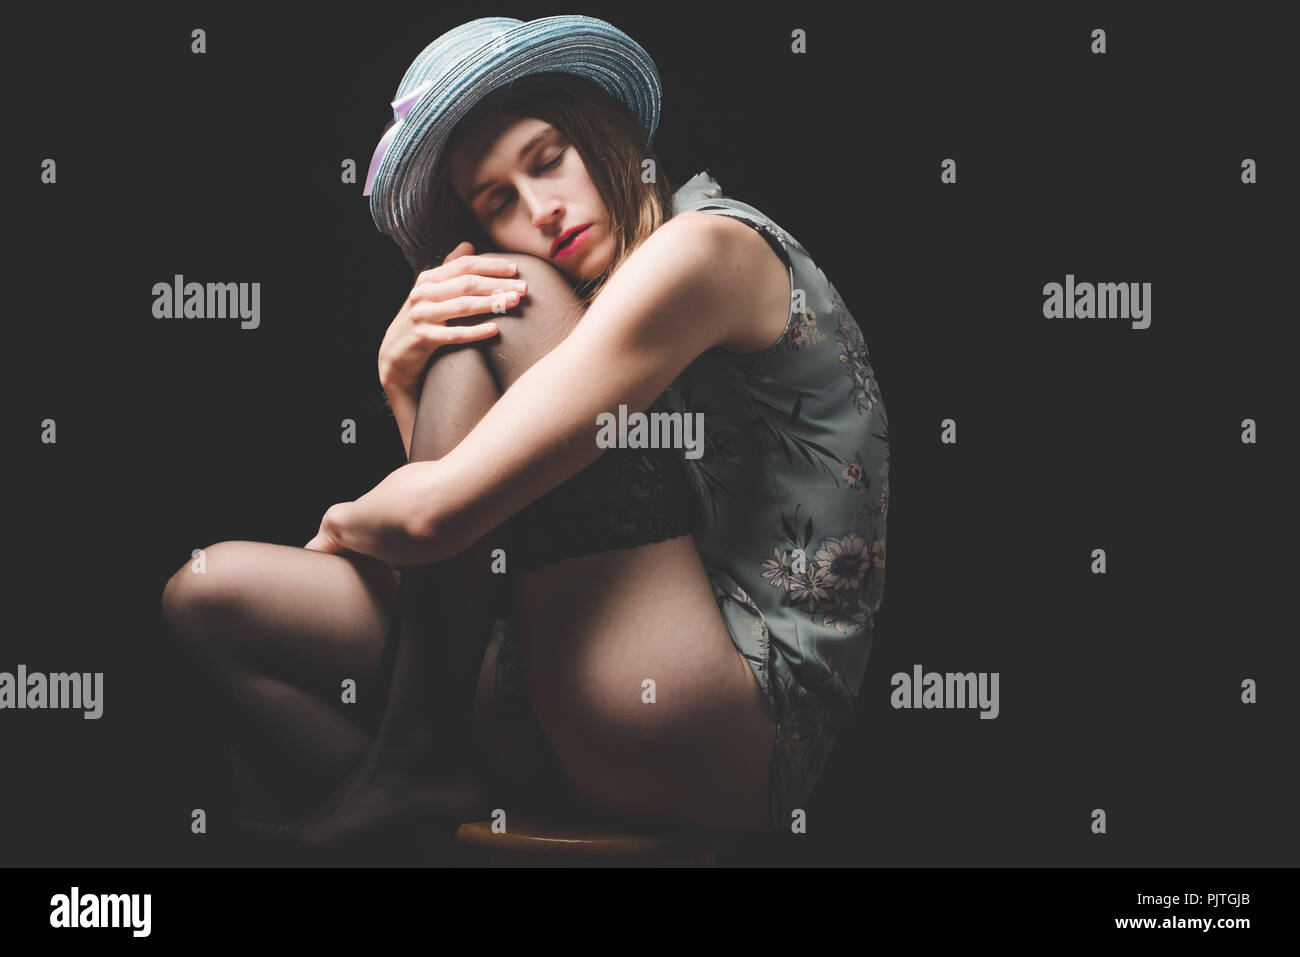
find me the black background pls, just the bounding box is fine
[6,2,1295,867]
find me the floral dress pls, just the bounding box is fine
[492,170,890,830]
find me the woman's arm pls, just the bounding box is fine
[382,376,421,460]
[325,211,778,565]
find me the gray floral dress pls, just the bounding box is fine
[491,170,890,830]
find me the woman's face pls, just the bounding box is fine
[447,114,613,282]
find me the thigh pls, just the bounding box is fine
[161,540,397,699]
[516,537,777,830]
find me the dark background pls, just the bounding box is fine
[6,2,1295,866]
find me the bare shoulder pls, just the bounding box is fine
[663,210,793,354]
[582,210,790,357]
[646,209,727,251]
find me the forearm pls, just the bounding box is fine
[379,369,421,462]
[337,216,732,567]
[382,374,420,460]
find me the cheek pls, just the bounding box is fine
[587,183,606,218]
[484,219,512,248]
[499,224,533,254]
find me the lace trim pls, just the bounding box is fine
[509,445,701,575]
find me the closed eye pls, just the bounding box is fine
[487,151,566,217]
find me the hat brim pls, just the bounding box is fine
[368,15,662,268]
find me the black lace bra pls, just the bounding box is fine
[507,443,701,574]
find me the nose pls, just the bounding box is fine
[521,183,563,228]
[531,201,563,229]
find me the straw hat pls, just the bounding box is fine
[364,15,663,269]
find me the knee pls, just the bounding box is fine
[504,250,582,316]
[478,253,584,387]
[497,255,579,324]
[508,253,578,297]
[470,248,575,311]
[159,541,248,652]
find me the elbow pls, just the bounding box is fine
[384,459,468,564]
[401,457,504,566]
[403,509,457,565]
[404,495,477,566]
[403,494,439,547]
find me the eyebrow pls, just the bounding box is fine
[464,126,557,205]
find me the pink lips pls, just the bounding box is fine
[553,224,591,258]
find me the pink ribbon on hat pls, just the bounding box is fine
[363,80,434,197]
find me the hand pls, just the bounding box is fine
[377,241,529,391]
[299,463,453,567]
[303,505,404,604]
[304,504,349,554]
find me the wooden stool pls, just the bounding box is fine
[455,813,743,867]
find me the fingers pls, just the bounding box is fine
[436,326,500,347]
[407,280,527,328]
[304,531,345,553]
[418,252,519,285]
[421,272,527,295]
[405,246,525,334]
[415,244,474,282]
[412,272,527,301]
[443,241,474,264]
[420,318,502,346]
[442,290,521,321]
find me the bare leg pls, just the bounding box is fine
[413,254,778,831]
[402,253,590,805]
[160,543,402,816]
[159,252,589,825]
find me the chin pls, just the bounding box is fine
[582,237,613,280]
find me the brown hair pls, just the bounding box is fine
[413,72,680,323]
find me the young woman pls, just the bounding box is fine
[160,16,889,847]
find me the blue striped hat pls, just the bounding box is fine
[364,16,663,269]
